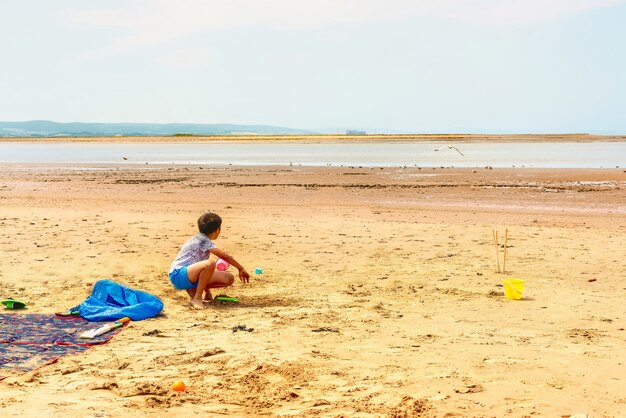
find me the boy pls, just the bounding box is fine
[169,212,250,309]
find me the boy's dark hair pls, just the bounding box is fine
[198,212,222,235]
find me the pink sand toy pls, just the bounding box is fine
[216,258,230,271]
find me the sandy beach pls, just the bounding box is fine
[1,160,625,417]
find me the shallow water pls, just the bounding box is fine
[0,141,624,168]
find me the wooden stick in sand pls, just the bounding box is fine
[492,229,500,273]
[503,229,508,273]
[491,229,496,271]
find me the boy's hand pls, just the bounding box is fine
[239,269,250,283]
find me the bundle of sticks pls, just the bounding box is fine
[492,229,508,273]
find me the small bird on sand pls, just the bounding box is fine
[434,145,464,156]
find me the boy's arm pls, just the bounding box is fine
[211,247,250,283]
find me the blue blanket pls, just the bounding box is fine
[78,280,163,321]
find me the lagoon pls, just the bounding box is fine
[0,141,624,168]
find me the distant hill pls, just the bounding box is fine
[0,120,316,137]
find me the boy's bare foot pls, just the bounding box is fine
[190,300,205,310]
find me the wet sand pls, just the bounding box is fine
[0,163,625,417]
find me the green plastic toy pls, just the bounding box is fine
[2,298,27,309]
[215,295,240,303]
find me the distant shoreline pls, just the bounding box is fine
[1,133,625,143]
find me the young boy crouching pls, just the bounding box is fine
[169,212,250,309]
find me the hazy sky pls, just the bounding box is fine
[1,0,625,133]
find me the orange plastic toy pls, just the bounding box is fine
[172,380,186,392]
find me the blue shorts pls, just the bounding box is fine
[169,266,197,290]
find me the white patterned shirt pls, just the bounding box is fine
[169,233,215,273]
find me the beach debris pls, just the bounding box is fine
[548,380,565,390]
[428,393,450,401]
[566,328,604,344]
[200,348,225,357]
[142,329,162,337]
[434,145,464,156]
[454,384,485,394]
[171,380,186,392]
[232,324,254,333]
[255,267,263,274]
[311,327,339,333]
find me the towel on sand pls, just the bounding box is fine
[0,313,126,379]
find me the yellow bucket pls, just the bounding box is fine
[503,278,525,300]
